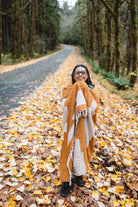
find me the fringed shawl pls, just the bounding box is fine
[60,81,100,184]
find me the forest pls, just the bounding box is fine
[0,0,60,62]
[0,0,137,88]
[60,0,137,89]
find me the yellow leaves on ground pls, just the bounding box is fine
[9,155,14,160]
[0,48,137,206]
[24,169,32,178]
[45,176,51,182]
[0,144,5,150]
[8,188,15,194]
[13,169,18,175]
[111,175,120,183]
[113,198,136,207]
[92,190,99,200]
[5,198,16,207]
[36,195,51,205]
[45,186,54,193]
[53,178,61,186]
[33,190,42,195]
[99,188,110,197]
[115,186,124,193]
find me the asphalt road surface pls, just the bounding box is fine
[0,45,73,117]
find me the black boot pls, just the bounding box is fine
[60,182,70,197]
[75,175,85,187]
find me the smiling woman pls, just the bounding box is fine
[59,64,101,197]
[73,67,88,82]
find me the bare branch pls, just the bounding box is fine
[100,0,116,19]
[23,0,32,10]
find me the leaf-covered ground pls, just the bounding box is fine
[0,48,137,207]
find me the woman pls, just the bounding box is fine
[59,64,100,197]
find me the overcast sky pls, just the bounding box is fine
[58,0,77,7]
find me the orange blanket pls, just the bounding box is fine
[60,81,100,184]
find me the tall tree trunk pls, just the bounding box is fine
[30,0,36,57]
[79,1,87,55]
[105,8,112,72]
[41,0,45,54]
[17,0,21,57]
[89,0,95,59]
[0,0,2,64]
[87,0,91,57]
[11,0,17,60]
[114,0,121,77]
[100,0,121,76]
[21,0,25,56]
[129,0,137,87]
[96,0,103,58]
[126,17,131,76]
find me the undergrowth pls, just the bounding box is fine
[80,48,138,101]
[94,63,130,90]
[1,46,61,65]
[84,56,131,90]
[2,53,44,65]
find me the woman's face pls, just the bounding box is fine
[73,66,88,82]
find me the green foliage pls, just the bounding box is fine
[2,53,12,65]
[111,76,130,90]
[91,62,100,74]
[100,70,116,81]
[81,52,131,90]
[2,53,25,64]
[2,52,41,65]
[99,53,106,68]
[122,92,132,100]
[100,70,130,90]
[32,53,42,59]
[63,35,82,46]
[110,88,120,94]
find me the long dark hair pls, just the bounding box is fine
[71,64,94,86]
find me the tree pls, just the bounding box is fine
[78,0,87,54]
[21,0,25,56]
[88,0,95,59]
[30,0,36,57]
[129,0,137,87]
[11,0,17,60]
[95,0,104,61]
[0,0,2,64]
[100,0,122,76]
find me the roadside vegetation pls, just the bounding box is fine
[81,49,138,101]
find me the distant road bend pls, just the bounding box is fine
[0,45,73,117]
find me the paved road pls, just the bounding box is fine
[0,45,73,117]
